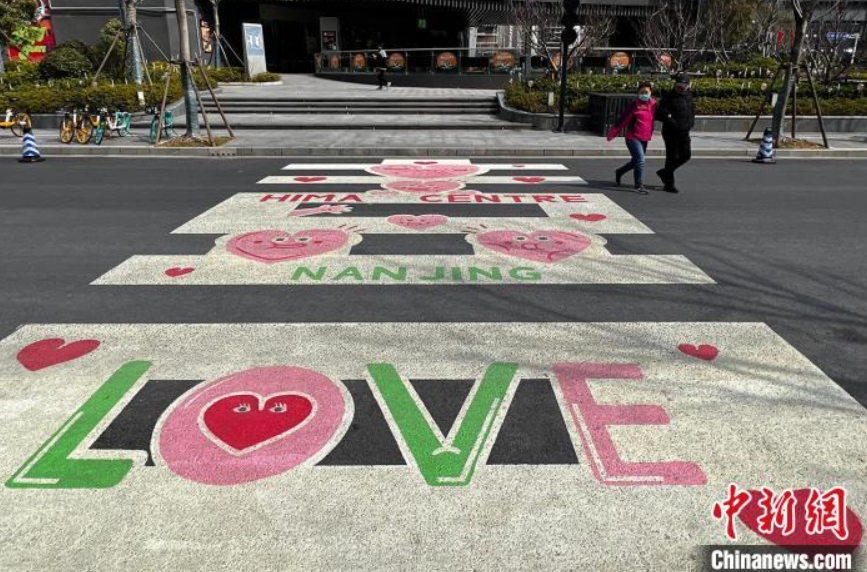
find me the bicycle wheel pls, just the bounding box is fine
[75,120,93,144]
[94,125,105,145]
[59,118,74,144]
[10,113,30,137]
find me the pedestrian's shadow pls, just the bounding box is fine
[581,179,663,194]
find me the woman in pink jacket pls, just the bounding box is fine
[607,82,656,195]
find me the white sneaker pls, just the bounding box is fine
[387,82,392,89]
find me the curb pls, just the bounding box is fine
[4,146,867,158]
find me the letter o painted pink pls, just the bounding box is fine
[158,366,348,485]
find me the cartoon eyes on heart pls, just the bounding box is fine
[233,402,289,413]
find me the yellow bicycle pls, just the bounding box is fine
[58,107,97,144]
[1,99,33,137]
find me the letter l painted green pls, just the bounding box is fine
[6,361,151,489]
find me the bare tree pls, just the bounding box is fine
[743,0,787,57]
[703,0,764,62]
[507,0,614,76]
[772,0,816,142]
[641,0,706,71]
[807,0,866,83]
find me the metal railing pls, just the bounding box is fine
[315,48,543,75]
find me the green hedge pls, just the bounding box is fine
[505,74,867,116]
[0,80,184,113]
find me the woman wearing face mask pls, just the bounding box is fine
[607,82,656,195]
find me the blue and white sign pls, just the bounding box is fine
[242,23,267,77]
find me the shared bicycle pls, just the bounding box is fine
[1,99,33,137]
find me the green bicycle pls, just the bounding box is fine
[148,107,176,144]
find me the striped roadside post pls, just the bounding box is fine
[18,129,45,163]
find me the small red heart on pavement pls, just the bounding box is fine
[165,267,194,278]
[17,338,100,371]
[678,344,719,361]
[294,176,327,183]
[414,161,437,165]
[514,176,546,184]
[737,488,863,554]
[513,164,526,168]
[202,393,314,453]
[570,214,607,222]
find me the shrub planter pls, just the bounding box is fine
[497,93,589,131]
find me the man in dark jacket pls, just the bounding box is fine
[655,73,696,193]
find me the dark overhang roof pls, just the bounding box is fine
[274,0,652,16]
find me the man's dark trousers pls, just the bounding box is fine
[661,129,692,187]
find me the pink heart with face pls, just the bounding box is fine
[370,164,481,180]
[570,214,607,223]
[476,230,592,264]
[387,214,449,231]
[227,229,349,263]
[383,180,465,194]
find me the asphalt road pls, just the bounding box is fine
[2,157,866,405]
[1,156,866,571]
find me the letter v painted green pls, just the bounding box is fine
[6,361,151,489]
[367,362,517,487]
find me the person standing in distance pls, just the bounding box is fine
[607,82,656,195]
[655,72,695,193]
[375,45,390,90]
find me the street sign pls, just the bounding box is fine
[242,22,267,77]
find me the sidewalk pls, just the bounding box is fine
[3,128,866,157]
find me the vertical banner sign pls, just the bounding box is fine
[242,23,267,77]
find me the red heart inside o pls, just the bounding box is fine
[202,393,314,453]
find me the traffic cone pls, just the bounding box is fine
[18,127,45,163]
[752,127,776,164]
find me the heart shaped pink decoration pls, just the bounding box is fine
[387,214,449,231]
[18,338,101,371]
[383,180,465,194]
[570,214,607,223]
[477,230,591,264]
[165,266,194,278]
[227,229,349,263]
[370,164,481,180]
[678,344,719,361]
[294,176,327,183]
[514,176,546,184]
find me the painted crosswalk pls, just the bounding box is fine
[2,158,865,572]
[93,161,712,286]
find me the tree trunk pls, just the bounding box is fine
[174,0,199,136]
[772,4,809,144]
[123,0,144,84]
[0,42,6,75]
